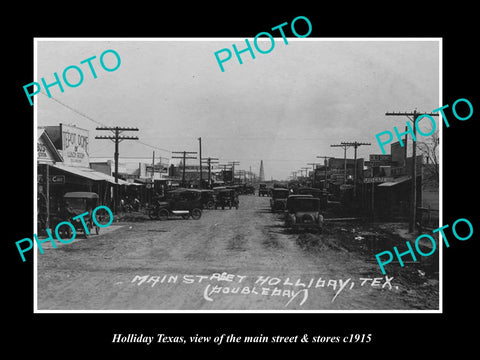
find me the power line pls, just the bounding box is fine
[39,92,171,154]
[40,91,106,127]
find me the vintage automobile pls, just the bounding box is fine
[214,188,239,209]
[199,189,216,210]
[258,183,269,197]
[295,187,324,198]
[270,188,291,212]
[285,195,323,232]
[148,188,202,220]
[295,187,340,209]
[244,185,255,195]
[58,192,101,237]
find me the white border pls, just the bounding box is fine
[33,37,443,314]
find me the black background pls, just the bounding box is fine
[6,3,478,356]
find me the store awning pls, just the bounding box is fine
[50,164,130,185]
[377,176,412,187]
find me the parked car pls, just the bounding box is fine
[258,183,269,197]
[270,188,291,212]
[214,188,239,209]
[295,187,324,198]
[295,187,338,209]
[199,189,216,210]
[244,185,255,195]
[148,189,202,220]
[58,192,101,237]
[285,195,323,232]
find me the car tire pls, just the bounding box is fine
[158,209,169,220]
[191,208,202,220]
[206,201,214,210]
[148,208,158,220]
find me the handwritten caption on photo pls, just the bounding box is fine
[129,272,398,306]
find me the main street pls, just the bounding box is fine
[37,195,438,311]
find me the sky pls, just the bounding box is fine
[36,38,440,180]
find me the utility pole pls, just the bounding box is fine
[330,143,351,185]
[172,151,197,187]
[315,156,331,190]
[95,126,139,214]
[301,167,310,184]
[202,157,219,188]
[198,137,202,189]
[219,164,232,183]
[151,151,155,181]
[228,161,240,184]
[307,163,321,188]
[338,141,371,197]
[385,110,439,233]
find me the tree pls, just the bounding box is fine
[416,131,439,187]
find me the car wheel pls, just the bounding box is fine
[148,208,158,220]
[191,208,202,220]
[158,209,169,220]
[206,201,214,210]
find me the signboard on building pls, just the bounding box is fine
[365,154,394,167]
[37,174,65,184]
[60,124,89,167]
[37,139,51,161]
[369,154,392,162]
[363,177,394,183]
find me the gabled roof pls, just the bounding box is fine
[38,128,63,163]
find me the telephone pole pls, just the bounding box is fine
[385,110,439,233]
[330,143,351,184]
[198,137,202,188]
[202,157,219,188]
[301,167,310,183]
[219,164,232,183]
[95,126,139,214]
[172,151,197,187]
[228,161,240,184]
[315,156,331,190]
[307,162,321,187]
[338,141,371,196]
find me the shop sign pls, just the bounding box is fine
[363,177,393,184]
[61,124,89,167]
[49,175,65,184]
[37,174,65,184]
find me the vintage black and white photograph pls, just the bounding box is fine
[34,38,441,311]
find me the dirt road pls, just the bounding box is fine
[37,195,439,311]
